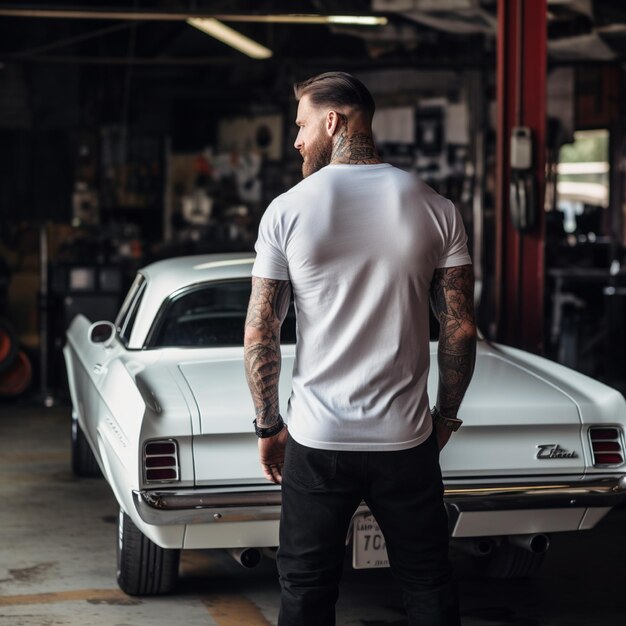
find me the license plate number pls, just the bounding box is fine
[352,514,389,569]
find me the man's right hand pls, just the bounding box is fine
[258,426,289,484]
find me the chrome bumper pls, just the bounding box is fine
[133,474,626,526]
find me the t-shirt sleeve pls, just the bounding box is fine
[252,204,290,280]
[437,201,472,268]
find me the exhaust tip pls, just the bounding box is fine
[509,534,550,553]
[528,534,550,554]
[228,547,262,568]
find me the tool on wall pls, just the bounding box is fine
[509,125,536,232]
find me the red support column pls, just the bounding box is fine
[495,0,547,353]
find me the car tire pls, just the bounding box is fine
[117,508,180,596]
[71,414,102,478]
[473,541,546,579]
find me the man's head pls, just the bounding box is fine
[293,72,376,178]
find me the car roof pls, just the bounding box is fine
[129,253,255,349]
[141,253,255,287]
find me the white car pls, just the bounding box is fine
[64,253,626,595]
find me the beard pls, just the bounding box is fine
[301,129,332,178]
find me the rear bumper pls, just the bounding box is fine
[444,474,626,511]
[133,474,626,532]
[444,475,626,536]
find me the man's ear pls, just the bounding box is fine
[325,110,341,137]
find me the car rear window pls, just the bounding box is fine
[151,280,297,348]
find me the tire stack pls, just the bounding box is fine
[0,319,32,398]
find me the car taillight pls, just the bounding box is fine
[589,427,624,467]
[144,439,180,483]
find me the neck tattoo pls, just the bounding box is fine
[330,114,381,165]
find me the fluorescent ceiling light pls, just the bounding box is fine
[210,14,388,26]
[0,9,389,27]
[187,17,273,59]
[327,16,388,26]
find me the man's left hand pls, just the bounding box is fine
[259,426,289,484]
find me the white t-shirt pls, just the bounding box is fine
[252,163,471,451]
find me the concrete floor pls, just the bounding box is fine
[1,400,626,626]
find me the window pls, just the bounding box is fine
[557,129,609,234]
[115,274,146,346]
[150,280,297,348]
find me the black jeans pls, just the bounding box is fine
[277,431,459,626]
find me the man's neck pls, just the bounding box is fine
[330,116,381,165]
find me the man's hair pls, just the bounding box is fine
[294,72,375,121]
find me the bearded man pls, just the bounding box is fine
[244,72,476,626]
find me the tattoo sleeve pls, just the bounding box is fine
[429,265,477,418]
[244,277,292,428]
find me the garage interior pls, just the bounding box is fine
[1,0,626,401]
[0,0,626,625]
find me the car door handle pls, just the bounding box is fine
[93,363,105,374]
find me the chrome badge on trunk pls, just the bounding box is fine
[536,444,579,459]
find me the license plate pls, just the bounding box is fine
[352,514,389,569]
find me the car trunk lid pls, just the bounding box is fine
[179,347,294,485]
[179,343,586,485]
[437,345,586,478]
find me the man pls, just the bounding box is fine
[244,72,476,626]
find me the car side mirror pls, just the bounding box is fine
[88,321,116,348]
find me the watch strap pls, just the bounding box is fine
[431,406,463,432]
[253,415,285,438]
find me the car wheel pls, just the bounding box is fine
[71,414,102,478]
[117,508,180,596]
[473,541,546,579]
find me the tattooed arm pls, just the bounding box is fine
[244,276,292,483]
[429,265,477,448]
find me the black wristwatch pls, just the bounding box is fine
[431,406,463,432]
[253,415,285,438]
